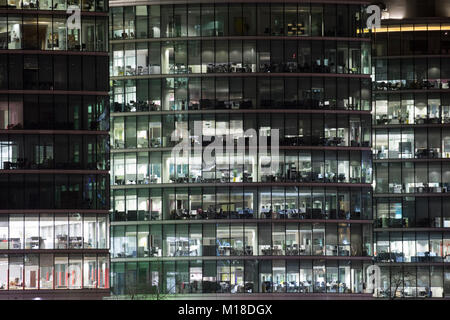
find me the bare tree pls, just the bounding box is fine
[119,261,177,300]
[124,278,171,300]
[388,268,415,300]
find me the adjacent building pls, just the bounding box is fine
[0,0,110,299]
[372,0,450,299]
[110,0,375,299]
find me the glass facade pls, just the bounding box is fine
[373,21,450,298]
[110,1,374,298]
[111,39,371,77]
[0,14,107,51]
[111,259,371,295]
[0,2,110,297]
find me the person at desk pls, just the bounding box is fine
[197,208,206,219]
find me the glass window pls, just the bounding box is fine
[0,217,7,250]
[311,5,323,37]
[257,4,270,36]
[187,5,200,37]
[24,254,38,289]
[242,4,256,36]
[68,254,82,289]
[299,260,312,292]
[8,16,22,50]
[9,214,23,249]
[83,254,97,288]
[0,255,7,290]
[54,254,68,289]
[324,5,336,37]
[271,4,284,36]
[259,260,272,293]
[149,5,160,38]
[214,4,228,36]
[136,6,148,39]
[24,214,39,249]
[298,6,310,36]
[312,223,325,255]
[81,17,95,51]
[9,254,23,290]
[313,260,326,292]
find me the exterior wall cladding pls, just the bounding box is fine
[110,0,450,299]
[0,0,111,299]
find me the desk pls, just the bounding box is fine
[217,246,232,256]
[286,245,299,255]
[69,237,83,249]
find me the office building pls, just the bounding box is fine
[0,0,110,299]
[110,0,374,298]
[372,0,450,298]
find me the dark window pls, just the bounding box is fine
[68,55,82,91]
[82,56,96,91]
